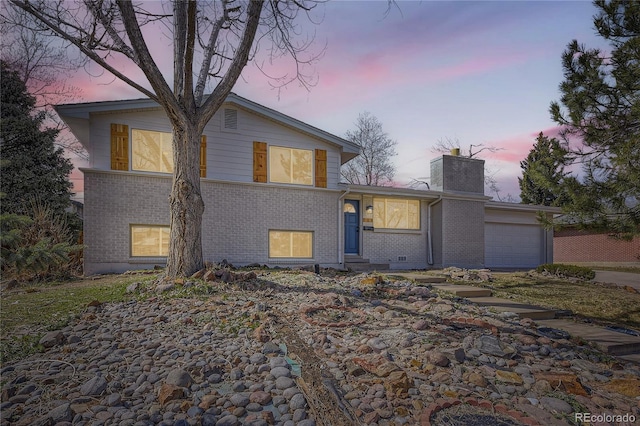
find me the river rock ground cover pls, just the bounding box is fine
[1,269,639,425]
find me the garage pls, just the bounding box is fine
[485,222,545,269]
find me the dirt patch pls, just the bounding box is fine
[270,309,359,426]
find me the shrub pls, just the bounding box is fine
[1,202,83,281]
[536,263,595,280]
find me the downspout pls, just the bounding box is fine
[338,188,351,267]
[427,196,442,265]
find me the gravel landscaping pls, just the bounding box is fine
[1,269,639,425]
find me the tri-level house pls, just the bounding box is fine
[56,93,558,275]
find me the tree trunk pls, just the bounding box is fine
[166,120,204,278]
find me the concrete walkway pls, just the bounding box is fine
[592,270,640,291]
[391,272,640,363]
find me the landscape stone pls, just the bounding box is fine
[165,369,193,387]
[2,270,639,426]
[39,331,65,348]
[80,376,107,396]
[540,396,574,414]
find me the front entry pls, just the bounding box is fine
[344,200,359,254]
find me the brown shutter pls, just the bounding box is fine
[200,135,207,178]
[110,123,129,170]
[315,149,327,188]
[253,141,267,182]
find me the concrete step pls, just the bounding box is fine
[346,263,389,272]
[467,296,556,320]
[537,319,640,356]
[344,256,370,264]
[434,285,493,298]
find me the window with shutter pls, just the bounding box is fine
[110,124,129,170]
[269,146,313,186]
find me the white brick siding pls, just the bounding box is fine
[83,170,341,274]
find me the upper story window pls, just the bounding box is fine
[132,129,173,173]
[373,198,420,230]
[110,123,206,177]
[269,146,313,186]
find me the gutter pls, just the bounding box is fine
[427,196,442,265]
[337,188,351,267]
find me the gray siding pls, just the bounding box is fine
[88,104,343,188]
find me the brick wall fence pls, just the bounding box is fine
[554,229,640,263]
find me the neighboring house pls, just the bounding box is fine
[554,228,640,263]
[56,94,558,275]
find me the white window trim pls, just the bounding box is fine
[373,198,421,230]
[130,224,170,257]
[131,128,174,174]
[268,230,314,259]
[268,145,314,186]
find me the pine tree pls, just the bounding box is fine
[0,61,73,217]
[519,133,571,206]
[549,0,640,235]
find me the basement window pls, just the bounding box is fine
[131,225,169,257]
[269,230,313,258]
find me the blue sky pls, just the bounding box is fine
[69,1,605,200]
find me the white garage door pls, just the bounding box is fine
[485,223,543,269]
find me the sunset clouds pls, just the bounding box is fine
[63,1,604,201]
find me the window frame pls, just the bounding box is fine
[268,230,314,259]
[130,224,170,257]
[268,145,314,186]
[131,128,174,174]
[373,198,421,230]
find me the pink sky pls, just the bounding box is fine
[65,1,605,202]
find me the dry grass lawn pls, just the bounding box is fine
[480,272,640,329]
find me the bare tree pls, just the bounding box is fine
[341,112,397,186]
[427,137,515,200]
[431,136,503,159]
[7,0,323,278]
[0,6,86,157]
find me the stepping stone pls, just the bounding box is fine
[434,285,492,298]
[467,297,556,320]
[389,273,447,284]
[537,319,640,355]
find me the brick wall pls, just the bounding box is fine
[83,170,341,274]
[441,199,485,268]
[554,229,640,262]
[362,201,428,269]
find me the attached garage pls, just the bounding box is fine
[484,204,556,269]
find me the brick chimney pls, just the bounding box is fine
[430,154,484,194]
[429,154,486,269]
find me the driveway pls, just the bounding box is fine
[592,270,640,291]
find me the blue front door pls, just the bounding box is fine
[344,200,359,254]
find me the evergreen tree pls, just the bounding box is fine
[550,0,640,235]
[519,133,571,206]
[0,60,73,217]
